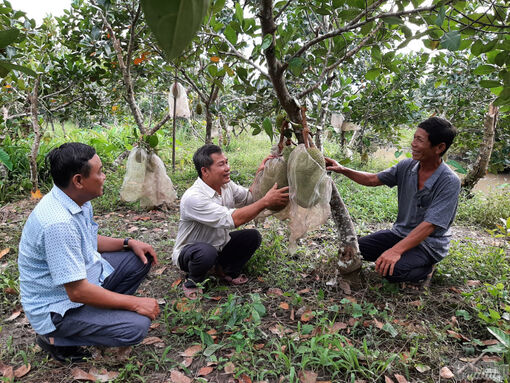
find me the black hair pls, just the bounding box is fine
[46,143,96,188]
[193,144,222,178]
[418,116,457,156]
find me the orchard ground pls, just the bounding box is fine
[0,131,509,383]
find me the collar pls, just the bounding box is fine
[51,185,83,215]
[411,159,447,190]
[195,177,220,198]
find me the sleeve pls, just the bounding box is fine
[44,222,87,286]
[182,194,236,229]
[376,162,400,187]
[424,176,461,230]
[231,182,253,207]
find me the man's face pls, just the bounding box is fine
[411,128,441,162]
[202,152,230,188]
[80,154,106,199]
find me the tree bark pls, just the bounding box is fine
[461,103,499,191]
[28,76,41,193]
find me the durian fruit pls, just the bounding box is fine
[282,145,294,162]
[291,146,326,208]
[253,157,288,211]
[195,102,203,115]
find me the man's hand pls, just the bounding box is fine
[128,239,159,265]
[325,157,345,174]
[255,155,276,175]
[375,248,402,276]
[263,184,289,210]
[132,296,160,320]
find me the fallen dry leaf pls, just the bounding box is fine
[5,309,21,322]
[31,189,43,199]
[466,280,481,287]
[127,226,138,233]
[338,280,351,295]
[71,367,96,381]
[4,287,17,295]
[267,288,283,296]
[207,329,217,335]
[394,374,408,383]
[344,296,357,304]
[198,366,214,376]
[153,266,167,275]
[254,343,265,350]
[0,362,13,379]
[14,363,30,378]
[290,308,295,321]
[170,369,191,383]
[141,336,163,345]
[171,278,182,288]
[415,364,431,373]
[224,361,235,374]
[208,296,222,301]
[384,376,394,383]
[373,318,384,329]
[446,330,470,341]
[181,344,202,357]
[299,370,318,383]
[301,310,314,322]
[329,322,348,333]
[181,357,192,368]
[239,373,252,383]
[482,339,500,346]
[408,300,422,307]
[0,248,10,259]
[149,322,160,330]
[257,276,265,282]
[88,367,119,382]
[298,288,311,294]
[440,366,454,379]
[448,287,463,294]
[279,302,289,310]
[348,318,358,327]
[269,325,285,337]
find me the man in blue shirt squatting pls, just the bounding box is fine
[18,143,160,363]
[173,144,289,299]
[325,117,460,287]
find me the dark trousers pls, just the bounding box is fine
[46,251,152,347]
[178,229,262,288]
[358,230,436,283]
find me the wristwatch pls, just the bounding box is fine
[123,237,131,250]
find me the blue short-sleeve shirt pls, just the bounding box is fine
[377,158,461,261]
[18,186,114,335]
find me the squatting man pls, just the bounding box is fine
[18,143,160,363]
[325,117,460,286]
[173,144,289,299]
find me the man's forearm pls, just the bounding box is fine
[392,221,436,254]
[339,167,382,186]
[97,235,125,253]
[231,199,268,227]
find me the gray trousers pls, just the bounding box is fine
[46,251,152,347]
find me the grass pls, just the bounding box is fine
[0,128,509,382]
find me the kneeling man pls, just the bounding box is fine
[173,144,289,298]
[326,117,460,286]
[18,143,160,362]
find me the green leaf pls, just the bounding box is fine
[0,28,19,50]
[224,24,237,45]
[234,2,243,23]
[211,0,225,14]
[487,326,510,348]
[146,134,159,148]
[473,64,497,76]
[0,148,13,171]
[479,80,501,88]
[141,0,210,61]
[471,40,484,56]
[288,57,304,76]
[0,61,36,77]
[383,16,404,25]
[365,68,381,81]
[203,343,223,357]
[446,159,467,174]
[440,31,461,51]
[382,323,398,337]
[261,34,272,50]
[435,6,446,26]
[495,51,507,67]
[263,117,273,141]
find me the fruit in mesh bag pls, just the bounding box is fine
[282,145,294,162]
[293,147,326,208]
[196,102,203,115]
[254,157,288,211]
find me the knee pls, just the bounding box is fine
[116,316,151,346]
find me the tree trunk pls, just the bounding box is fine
[205,107,213,144]
[461,103,499,191]
[329,183,362,275]
[28,76,41,193]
